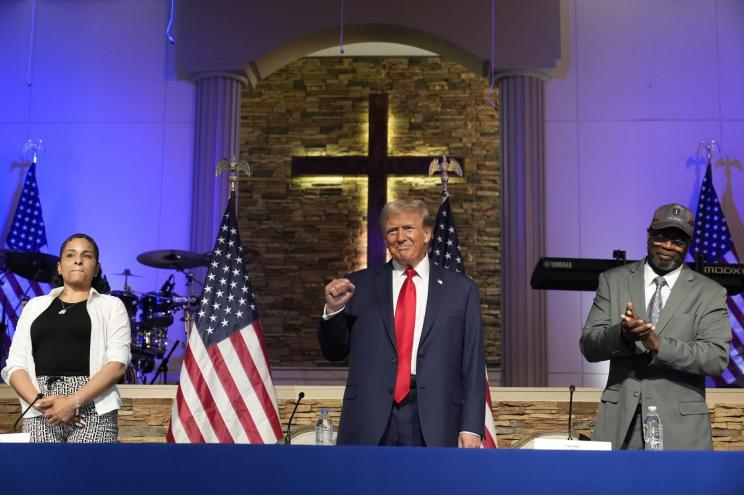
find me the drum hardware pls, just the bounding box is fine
[117,245,262,385]
[150,339,180,384]
[136,249,210,270]
[140,292,175,328]
[0,251,60,311]
[1,250,59,284]
[116,249,212,384]
[127,354,155,384]
[111,268,142,290]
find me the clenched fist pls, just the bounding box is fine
[325,278,356,313]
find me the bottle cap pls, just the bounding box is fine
[321,408,328,414]
[648,405,657,411]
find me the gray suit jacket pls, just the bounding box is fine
[580,259,731,450]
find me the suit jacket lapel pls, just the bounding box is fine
[628,260,647,320]
[654,265,693,336]
[374,262,397,350]
[419,261,445,346]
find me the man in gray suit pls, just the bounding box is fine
[580,203,731,450]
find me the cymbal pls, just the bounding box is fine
[4,251,59,283]
[111,269,142,278]
[137,250,210,270]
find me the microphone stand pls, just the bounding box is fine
[0,305,6,372]
[12,393,44,433]
[149,340,180,385]
[567,384,575,440]
[284,392,305,445]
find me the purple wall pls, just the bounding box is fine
[0,0,195,382]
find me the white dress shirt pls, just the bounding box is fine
[391,257,429,375]
[643,261,683,310]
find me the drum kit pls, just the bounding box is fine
[113,249,212,384]
[1,247,261,385]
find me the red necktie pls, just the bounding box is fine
[394,268,417,403]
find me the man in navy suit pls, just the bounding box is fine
[319,199,485,447]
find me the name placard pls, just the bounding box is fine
[532,438,612,451]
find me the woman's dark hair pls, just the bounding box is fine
[52,233,110,293]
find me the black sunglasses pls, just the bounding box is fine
[650,232,688,248]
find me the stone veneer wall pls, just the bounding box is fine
[3,395,743,450]
[237,57,501,369]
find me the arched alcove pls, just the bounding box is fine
[243,24,486,88]
[235,45,502,371]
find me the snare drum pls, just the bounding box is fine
[139,292,175,328]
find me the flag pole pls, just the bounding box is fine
[425,158,498,446]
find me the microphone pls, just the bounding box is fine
[567,384,575,440]
[284,391,305,445]
[12,393,44,433]
[160,274,175,295]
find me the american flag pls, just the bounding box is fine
[689,162,744,387]
[428,193,498,447]
[167,197,283,443]
[1,163,48,375]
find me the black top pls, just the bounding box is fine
[31,298,91,376]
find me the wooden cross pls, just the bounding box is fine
[292,93,464,266]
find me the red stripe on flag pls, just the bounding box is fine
[206,343,263,443]
[183,344,234,443]
[482,428,497,448]
[482,368,498,448]
[229,328,283,439]
[250,320,273,378]
[170,382,206,443]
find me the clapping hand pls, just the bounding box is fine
[620,302,660,352]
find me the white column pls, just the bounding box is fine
[190,72,247,254]
[498,72,549,386]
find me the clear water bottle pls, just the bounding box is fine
[643,405,663,451]
[315,408,334,445]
